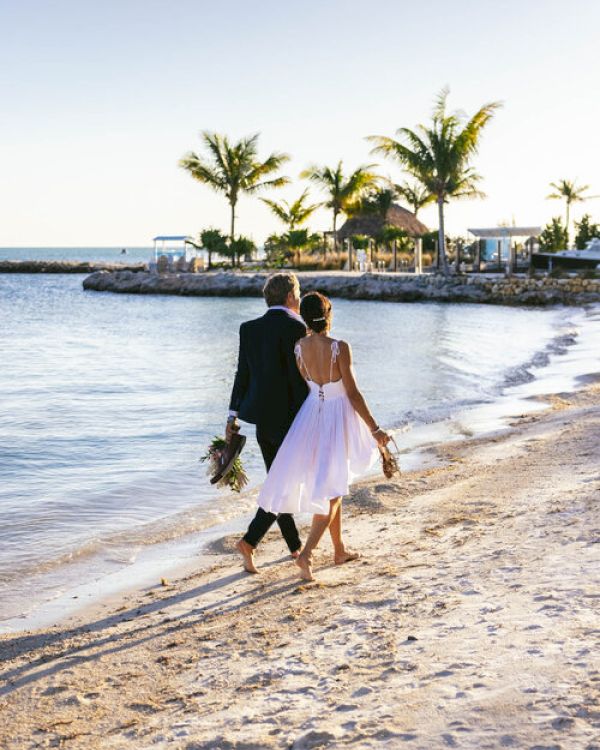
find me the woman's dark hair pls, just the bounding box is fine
[300,291,332,333]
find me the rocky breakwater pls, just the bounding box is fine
[0,260,146,274]
[82,269,600,306]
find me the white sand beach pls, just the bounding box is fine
[1,381,599,750]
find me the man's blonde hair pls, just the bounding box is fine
[263,272,299,307]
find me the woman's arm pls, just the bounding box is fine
[338,341,389,446]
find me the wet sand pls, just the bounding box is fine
[1,383,599,749]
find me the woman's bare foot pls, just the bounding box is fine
[295,552,314,581]
[236,539,259,574]
[334,549,360,565]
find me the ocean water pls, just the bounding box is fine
[0,267,598,627]
[0,246,156,263]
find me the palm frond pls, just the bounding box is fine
[245,175,291,194]
[260,197,291,224]
[432,85,450,122]
[180,130,289,238]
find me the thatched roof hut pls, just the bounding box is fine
[338,204,429,240]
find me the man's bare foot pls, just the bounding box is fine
[236,539,259,574]
[290,548,302,560]
[334,549,360,565]
[295,553,314,582]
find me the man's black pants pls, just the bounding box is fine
[242,435,301,554]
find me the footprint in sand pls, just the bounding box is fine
[292,730,337,749]
[441,734,458,747]
[41,685,69,696]
[127,702,163,714]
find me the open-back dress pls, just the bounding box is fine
[257,339,379,515]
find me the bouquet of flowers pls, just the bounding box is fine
[201,436,248,493]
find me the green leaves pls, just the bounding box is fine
[367,88,502,273]
[260,188,321,230]
[574,214,600,250]
[200,436,248,494]
[394,182,435,217]
[300,161,380,246]
[539,217,568,252]
[547,179,591,204]
[179,131,290,241]
[301,161,379,212]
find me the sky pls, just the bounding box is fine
[1,0,599,246]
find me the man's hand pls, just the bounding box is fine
[225,417,239,443]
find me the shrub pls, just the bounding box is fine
[539,217,568,252]
[574,214,600,249]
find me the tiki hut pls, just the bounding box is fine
[338,204,429,241]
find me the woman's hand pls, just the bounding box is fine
[372,428,390,447]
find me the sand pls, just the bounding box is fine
[1,384,599,750]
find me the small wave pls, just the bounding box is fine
[500,327,579,390]
[397,397,489,428]
[0,482,260,585]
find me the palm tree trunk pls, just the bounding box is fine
[454,240,461,274]
[437,195,449,275]
[333,211,338,252]
[208,250,212,270]
[230,200,236,244]
[230,200,236,267]
[565,201,570,248]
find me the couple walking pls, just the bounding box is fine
[226,272,390,581]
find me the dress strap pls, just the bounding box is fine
[330,340,340,382]
[295,342,312,381]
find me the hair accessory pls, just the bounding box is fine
[312,316,325,321]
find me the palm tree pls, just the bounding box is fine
[199,228,228,269]
[547,179,594,245]
[300,161,379,250]
[344,186,396,220]
[394,181,435,218]
[260,189,321,231]
[368,89,501,274]
[365,187,397,220]
[179,132,290,243]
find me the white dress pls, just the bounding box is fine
[257,339,379,515]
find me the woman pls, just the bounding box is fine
[257,291,391,581]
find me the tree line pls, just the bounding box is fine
[179,90,597,272]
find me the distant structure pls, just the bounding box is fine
[468,226,541,270]
[152,235,199,262]
[338,204,429,242]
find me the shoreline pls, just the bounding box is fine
[82,269,600,306]
[2,302,598,635]
[1,378,599,748]
[0,260,146,274]
[0,373,581,635]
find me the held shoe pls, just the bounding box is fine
[210,432,246,484]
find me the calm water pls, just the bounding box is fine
[0,262,598,623]
[0,246,156,263]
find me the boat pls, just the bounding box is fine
[531,238,600,271]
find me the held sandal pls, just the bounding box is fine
[379,436,401,479]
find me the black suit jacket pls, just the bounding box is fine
[229,308,308,444]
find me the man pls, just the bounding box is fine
[226,272,308,573]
